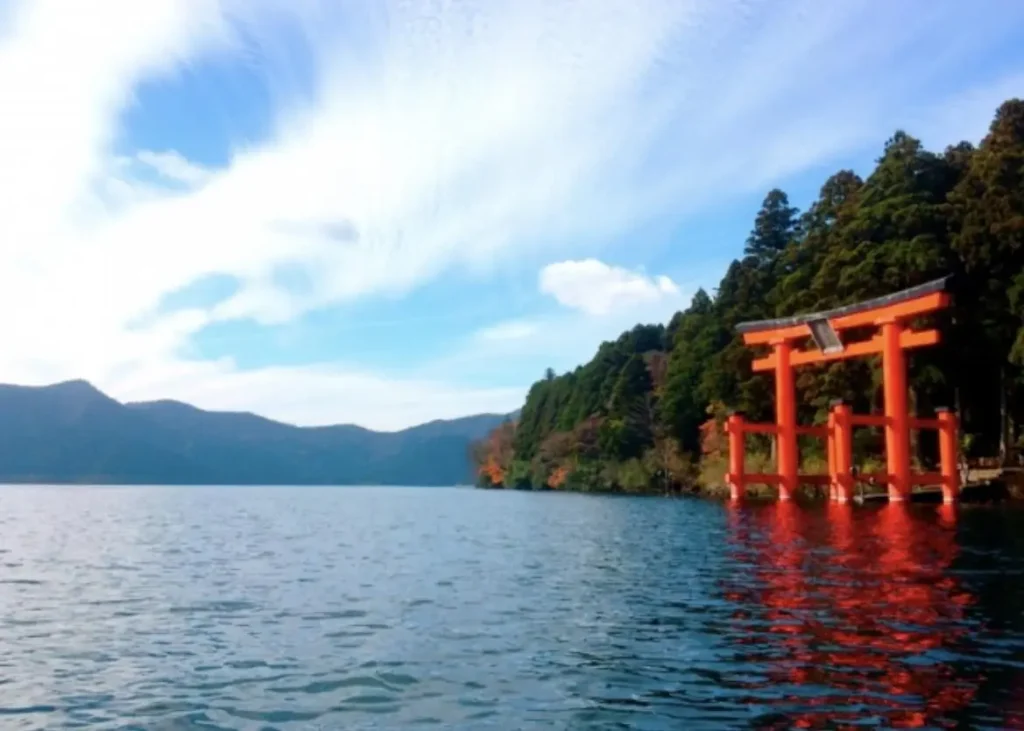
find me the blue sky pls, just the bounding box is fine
[0,0,1022,430]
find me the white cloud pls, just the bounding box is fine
[539,259,682,316]
[0,0,1019,427]
[136,150,212,186]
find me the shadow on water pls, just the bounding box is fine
[721,501,1024,729]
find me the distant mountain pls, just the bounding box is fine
[0,380,516,485]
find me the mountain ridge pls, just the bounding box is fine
[0,380,518,485]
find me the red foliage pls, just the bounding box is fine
[700,401,730,459]
[547,465,569,488]
[480,458,506,486]
[475,421,516,486]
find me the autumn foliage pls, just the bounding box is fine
[547,465,569,488]
[473,420,515,487]
[700,402,730,461]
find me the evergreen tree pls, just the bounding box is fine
[950,99,1024,454]
[745,188,799,265]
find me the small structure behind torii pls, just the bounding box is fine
[726,277,960,504]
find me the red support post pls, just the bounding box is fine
[726,412,746,501]
[773,340,798,501]
[827,410,837,501]
[833,401,855,504]
[937,408,961,505]
[881,320,912,502]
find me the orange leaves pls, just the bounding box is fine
[474,420,516,487]
[547,465,569,488]
[479,457,506,486]
[700,400,730,459]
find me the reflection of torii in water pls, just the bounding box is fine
[720,504,981,727]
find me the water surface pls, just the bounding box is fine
[1,486,1022,729]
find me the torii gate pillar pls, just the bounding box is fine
[774,340,798,501]
[881,320,911,501]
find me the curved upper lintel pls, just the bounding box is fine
[736,276,952,345]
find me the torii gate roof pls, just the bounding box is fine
[736,276,951,338]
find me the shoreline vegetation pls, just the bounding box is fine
[471,98,1024,501]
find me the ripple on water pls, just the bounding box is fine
[1,488,1023,729]
[301,608,368,620]
[168,600,258,614]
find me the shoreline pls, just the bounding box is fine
[475,478,1023,505]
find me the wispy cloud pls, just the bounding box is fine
[112,359,525,431]
[0,0,1019,427]
[136,150,212,186]
[476,320,538,343]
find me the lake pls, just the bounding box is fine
[0,486,1022,729]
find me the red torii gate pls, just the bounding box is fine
[726,278,960,504]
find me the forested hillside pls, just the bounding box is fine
[472,99,1024,494]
